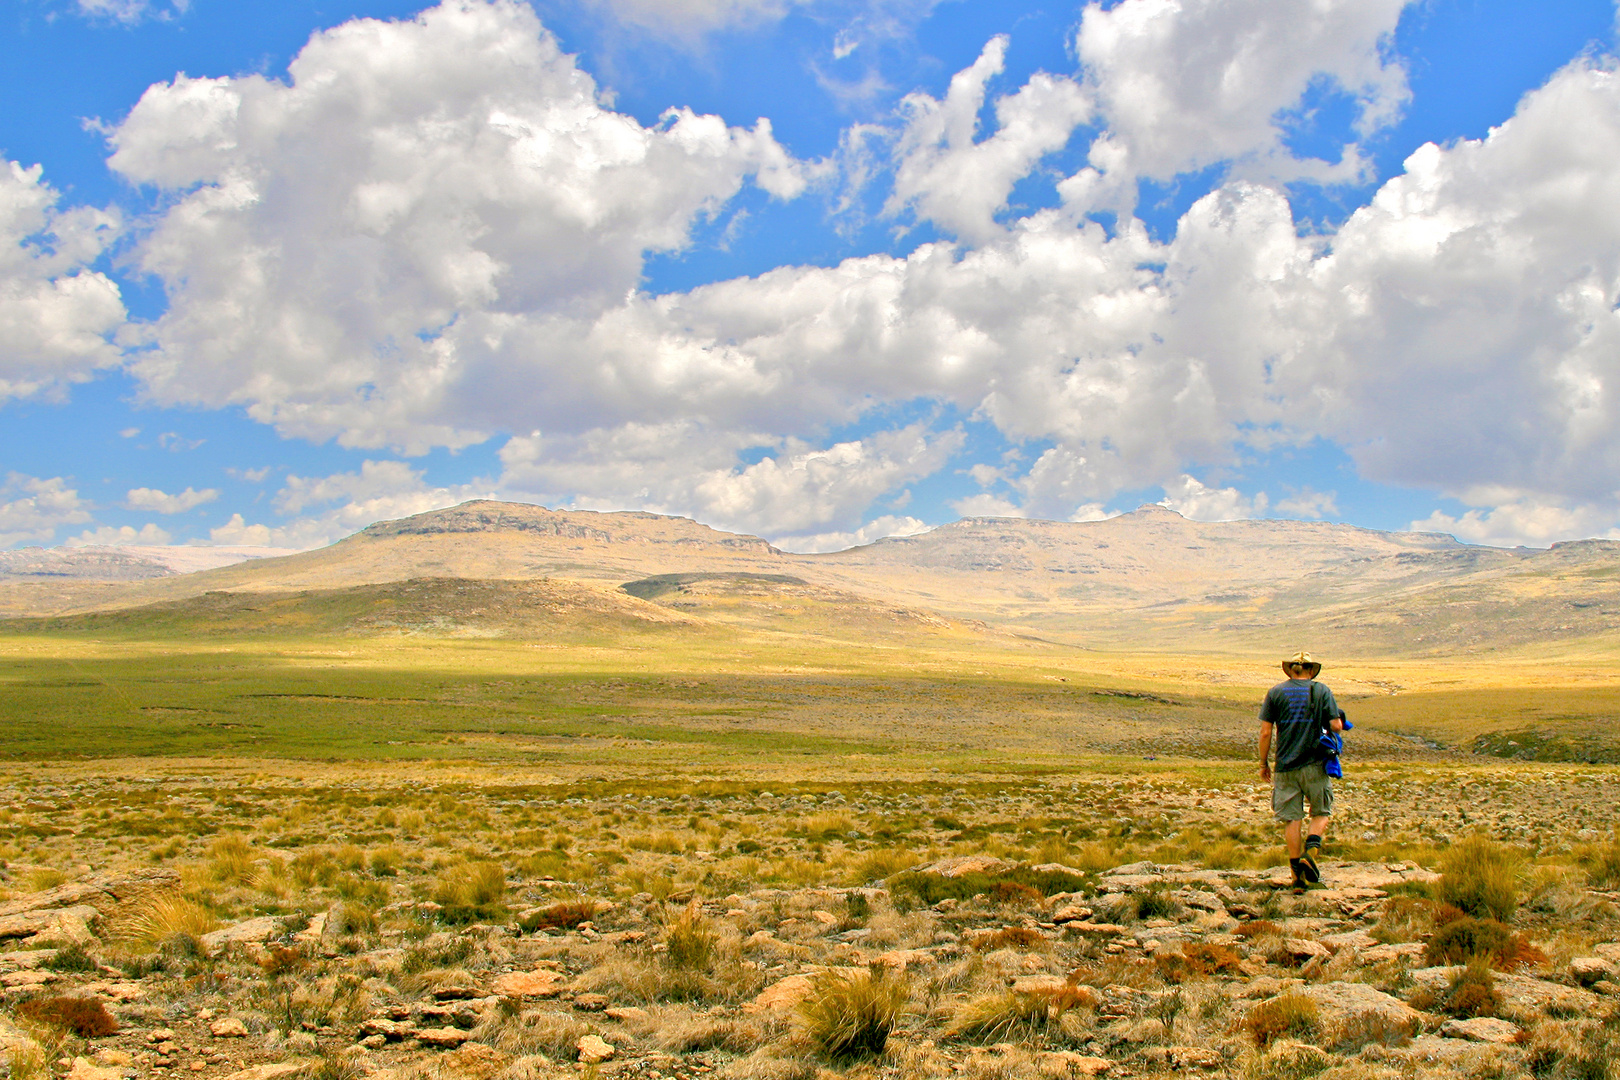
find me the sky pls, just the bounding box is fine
[3,0,1620,555]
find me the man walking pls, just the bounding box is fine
[1258,651,1344,890]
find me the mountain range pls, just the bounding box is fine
[4,500,1618,655]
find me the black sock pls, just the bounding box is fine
[1305,834,1321,850]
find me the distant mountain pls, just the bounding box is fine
[0,544,297,582]
[4,499,1619,655]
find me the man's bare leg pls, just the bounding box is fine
[1284,819,1304,859]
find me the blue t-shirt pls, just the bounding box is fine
[1260,678,1339,773]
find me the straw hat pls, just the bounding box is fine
[1283,650,1321,678]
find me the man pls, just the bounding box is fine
[1258,651,1344,890]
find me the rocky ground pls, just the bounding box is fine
[2,847,1618,1080]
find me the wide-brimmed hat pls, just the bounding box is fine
[1283,650,1321,678]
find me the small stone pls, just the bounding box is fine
[190,1062,207,1072]
[575,1035,615,1064]
[358,1035,386,1051]
[209,1018,249,1039]
[1441,1017,1521,1044]
[605,1007,649,1023]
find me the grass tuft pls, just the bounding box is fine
[117,891,220,951]
[1244,991,1320,1049]
[431,861,508,924]
[519,899,597,933]
[1437,834,1521,922]
[795,967,907,1061]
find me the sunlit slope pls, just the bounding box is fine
[3,500,1619,658]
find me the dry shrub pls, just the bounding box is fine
[16,996,118,1038]
[1432,959,1499,1019]
[795,967,908,1061]
[849,848,920,884]
[116,891,220,950]
[260,945,308,979]
[1438,835,1521,922]
[1132,889,1179,921]
[1526,1019,1619,1080]
[42,943,97,973]
[974,926,1044,951]
[1244,992,1320,1049]
[1158,942,1244,983]
[1424,915,1544,970]
[988,882,1043,906]
[1236,919,1282,940]
[519,899,596,933]
[431,861,508,923]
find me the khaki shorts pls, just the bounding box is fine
[1272,762,1333,822]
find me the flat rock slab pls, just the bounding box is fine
[220,1062,314,1080]
[201,916,288,954]
[1411,968,1601,1016]
[916,856,1017,878]
[575,1035,614,1064]
[1296,982,1426,1030]
[1361,942,1426,964]
[0,868,180,920]
[66,1059,122,1080]
[492,970,566,998]
[417,1027,471,1049]
[1443,1017,1522,1043]
[0,905,99,943]
[1035,1052,1111,1077]
[1570,957,1618,986]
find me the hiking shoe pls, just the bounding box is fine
[1300,848,1320,884]
[1288,858,1307,891]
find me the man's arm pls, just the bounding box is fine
[1258,721,1273,782]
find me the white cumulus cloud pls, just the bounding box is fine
[772,513,930,554]
[1075,0,1412,187]
[124,486,219,514]
[69,523,174,546]
[1158,475,1268,521]
[110,0,816,453]
[0,162,125,402]
[499,420,960,540]
[0,475,94,547]
[886,35,1092,244]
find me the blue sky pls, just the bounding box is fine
[3,0,1619,553]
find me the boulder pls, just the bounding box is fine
[437,1042,510,1080]
[1442,1017,1522,1044]
[1361,942,1426,964]
[1175,889,1226,913]
[1591,942,1620,963]
[1321,929,1378,953]
[208,1018,249,1038]
[1050,904,1092,923]
[575,1035,615,1064]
